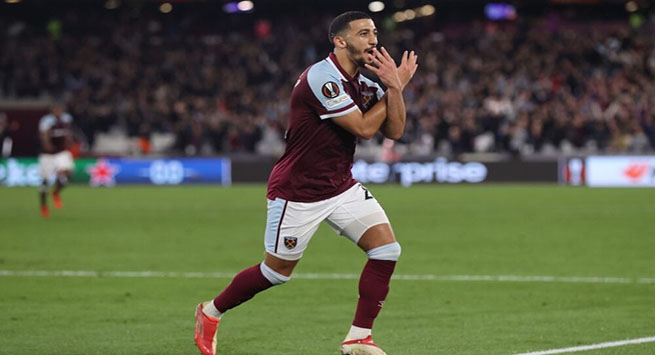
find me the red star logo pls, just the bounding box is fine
[623,163,649,183]
[87,159,119,186]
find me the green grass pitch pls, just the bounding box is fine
[1,185,654,354]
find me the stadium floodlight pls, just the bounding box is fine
[393,4,435,23]
[5,0,21,3]
[392,11,406,22]
[104,0,120,10]
[223,1,253,14]
[159,2,172,14]
[368,1,385,13]
[625,1,638,12]
[418,5,435,16]
[403,9,416,20]
[237,1,254,12]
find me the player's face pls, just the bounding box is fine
[52,106,64,117]
[343,19,378,68]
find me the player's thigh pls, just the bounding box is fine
[264,198,333,261]
[54,151,74,173]
[357,223,396,251]
[326,183,392,245]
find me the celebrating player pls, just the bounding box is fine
[38,103,75,218]
[195,11,417,355]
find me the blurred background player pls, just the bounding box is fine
[0,112,9,157]
[38,103,75,217]
[194,11,417,355]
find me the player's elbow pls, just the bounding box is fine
[386,130,403,140]
[353,126,377,140]
[382,127,403,140]
[359,128,377,140]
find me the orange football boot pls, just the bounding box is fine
[194,302,220,355]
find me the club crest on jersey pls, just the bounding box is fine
[284,237,298,249]
[322,82,340,98]
[361,91,374,109]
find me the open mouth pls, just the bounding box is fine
[365,48,375,60]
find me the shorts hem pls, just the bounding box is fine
[265,250,303,261]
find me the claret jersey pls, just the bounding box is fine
[267,52,384,202]
[39,113,73,154]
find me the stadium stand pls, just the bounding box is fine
[1,1,653,158]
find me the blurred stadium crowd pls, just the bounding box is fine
[1,2,654,158]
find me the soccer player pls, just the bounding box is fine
[38,103,75,218]
[195,11,417,355]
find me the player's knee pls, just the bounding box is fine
[366,241,401,261]
[259,262,291,285]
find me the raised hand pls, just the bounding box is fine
[365,47,402,90]
[397,50,418,89]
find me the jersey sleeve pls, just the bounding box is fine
[39,115,54,132]
[306,66,358,120]
[373,82,385,101]
[62,113,73,123]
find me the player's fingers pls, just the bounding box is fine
[409,51,417,64]
[380,47,395,64]
[400,51,408,66]
[373,48,389,66]
[375,47,388,63]
[370,54,384,68]
[365,63,380,73]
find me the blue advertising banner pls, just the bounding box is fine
[87,158,231,186]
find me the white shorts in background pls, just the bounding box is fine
[38,151,74,180]
[264,183,390,261]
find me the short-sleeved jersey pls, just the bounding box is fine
[39,113,73,154]
[267,52,384,202]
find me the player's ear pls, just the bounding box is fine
[334,35,347,49]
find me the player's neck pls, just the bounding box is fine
[333,50,359,78]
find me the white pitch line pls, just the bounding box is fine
[516,336,655,355]
[0,270,654,284]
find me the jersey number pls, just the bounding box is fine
[362,186,373,200]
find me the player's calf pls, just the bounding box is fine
[195,261,291,354]
[39,181,49,217]
[343,242,401,351]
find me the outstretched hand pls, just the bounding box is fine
[365,47,402,90]
[397,50,418,89]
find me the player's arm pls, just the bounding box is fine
[331,97,389,140]
[379,50,418,139]
[332,47,405,140]
[39,119,54,153]
[378,87,405,140]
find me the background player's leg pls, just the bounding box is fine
[53,170,72,209]
[39,179,49,218]
[38,155,52,218]
[346,223,400,342]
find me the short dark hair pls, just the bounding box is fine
[328,11,372,44]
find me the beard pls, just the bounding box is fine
[346,42,367,68]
